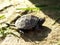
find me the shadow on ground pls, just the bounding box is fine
[20,26,51,42]
[29,0,60,24]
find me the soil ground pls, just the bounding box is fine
[0,0,60,45]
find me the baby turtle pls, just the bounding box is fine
[15,15,45,33]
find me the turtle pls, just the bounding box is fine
[14,15,45,33]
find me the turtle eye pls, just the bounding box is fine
[39,18,45,22]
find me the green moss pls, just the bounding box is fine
[0,15,5,19]
[16,7,40,11]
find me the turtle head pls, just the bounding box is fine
[38,17,45,26]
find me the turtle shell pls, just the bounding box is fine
[15,15,39,29]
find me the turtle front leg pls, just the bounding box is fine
[34,18,45,30]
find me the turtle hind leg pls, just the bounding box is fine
[19,30,24,34]
[18,29,30,34]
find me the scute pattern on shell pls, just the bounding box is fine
[15,15,39,29]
